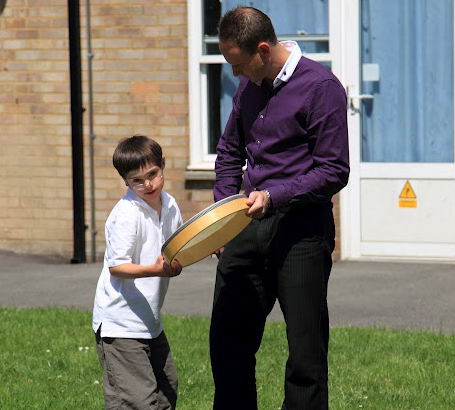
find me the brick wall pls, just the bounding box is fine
[0,1,72,256]
[0,0,342,262]
[0,0,199,261]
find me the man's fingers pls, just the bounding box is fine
[245,191,270,219]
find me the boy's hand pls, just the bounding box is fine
[166,259,183,277]
[154,255,182,277]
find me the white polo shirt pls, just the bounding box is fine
[92,188,182,339]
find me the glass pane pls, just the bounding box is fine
[361,0,454,163]
[205,43,220,55]
[320,61,331,71]
[203,0,221,36]
[207,64,221,154]
[203,0,329,55]
[203,0,222,55]
[207,64,240,154]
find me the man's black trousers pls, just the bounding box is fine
[210,204,334,410]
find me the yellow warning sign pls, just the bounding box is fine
[398,181,417,208]
[399,181,417,199]
[399,199,417,208]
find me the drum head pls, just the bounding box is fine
[161,194,252,267]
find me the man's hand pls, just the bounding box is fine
[213,247,225,259]
[246,190,271,219]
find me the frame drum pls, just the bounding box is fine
[161,194,252,267]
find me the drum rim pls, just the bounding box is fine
[161,193,247,253]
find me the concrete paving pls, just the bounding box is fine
[1,250,454,333]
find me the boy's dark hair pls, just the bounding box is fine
[113,135,164,179]
[218,6,278,55]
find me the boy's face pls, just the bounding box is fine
[125,162,164,210]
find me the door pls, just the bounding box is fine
[337,0,455,260]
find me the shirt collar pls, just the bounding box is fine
[272,41,302,88]
[126,188,168,217]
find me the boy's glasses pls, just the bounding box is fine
[126,171,163,191]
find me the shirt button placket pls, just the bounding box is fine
[257,113,264,145]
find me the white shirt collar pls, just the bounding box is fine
[126,188,169,217]
[273,41,302,88]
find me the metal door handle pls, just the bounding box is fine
[346,86,374,114]
[350,94,374,100]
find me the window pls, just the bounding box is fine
[187,0,331,171]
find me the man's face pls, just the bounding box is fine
[219,41,269,85]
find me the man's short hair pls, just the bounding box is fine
[113,135,164,179]
[218,6,278,55]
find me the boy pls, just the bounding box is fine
[93,135,183,410]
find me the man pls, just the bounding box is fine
[210,7,350,410]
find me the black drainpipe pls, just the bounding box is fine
[67,0,86,263]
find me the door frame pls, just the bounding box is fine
[333,0,455,261]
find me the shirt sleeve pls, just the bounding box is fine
[267,79,350,207]
[213,90,246,202]
[105,209,138,267]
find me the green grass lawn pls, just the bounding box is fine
[0,307,454,409]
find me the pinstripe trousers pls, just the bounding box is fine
[210,203,334,410]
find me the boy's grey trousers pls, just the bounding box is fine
[95,329,178,410]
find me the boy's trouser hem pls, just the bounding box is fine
[95,329,178,410]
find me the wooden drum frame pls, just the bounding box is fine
[161,194,252,267]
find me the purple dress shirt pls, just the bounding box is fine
[214,56,350,209]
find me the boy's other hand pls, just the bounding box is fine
[155,255,182,277]
[213,247,224,259]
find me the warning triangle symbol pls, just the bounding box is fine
[399,181,417,199]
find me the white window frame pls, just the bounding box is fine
[187,0,337,171]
